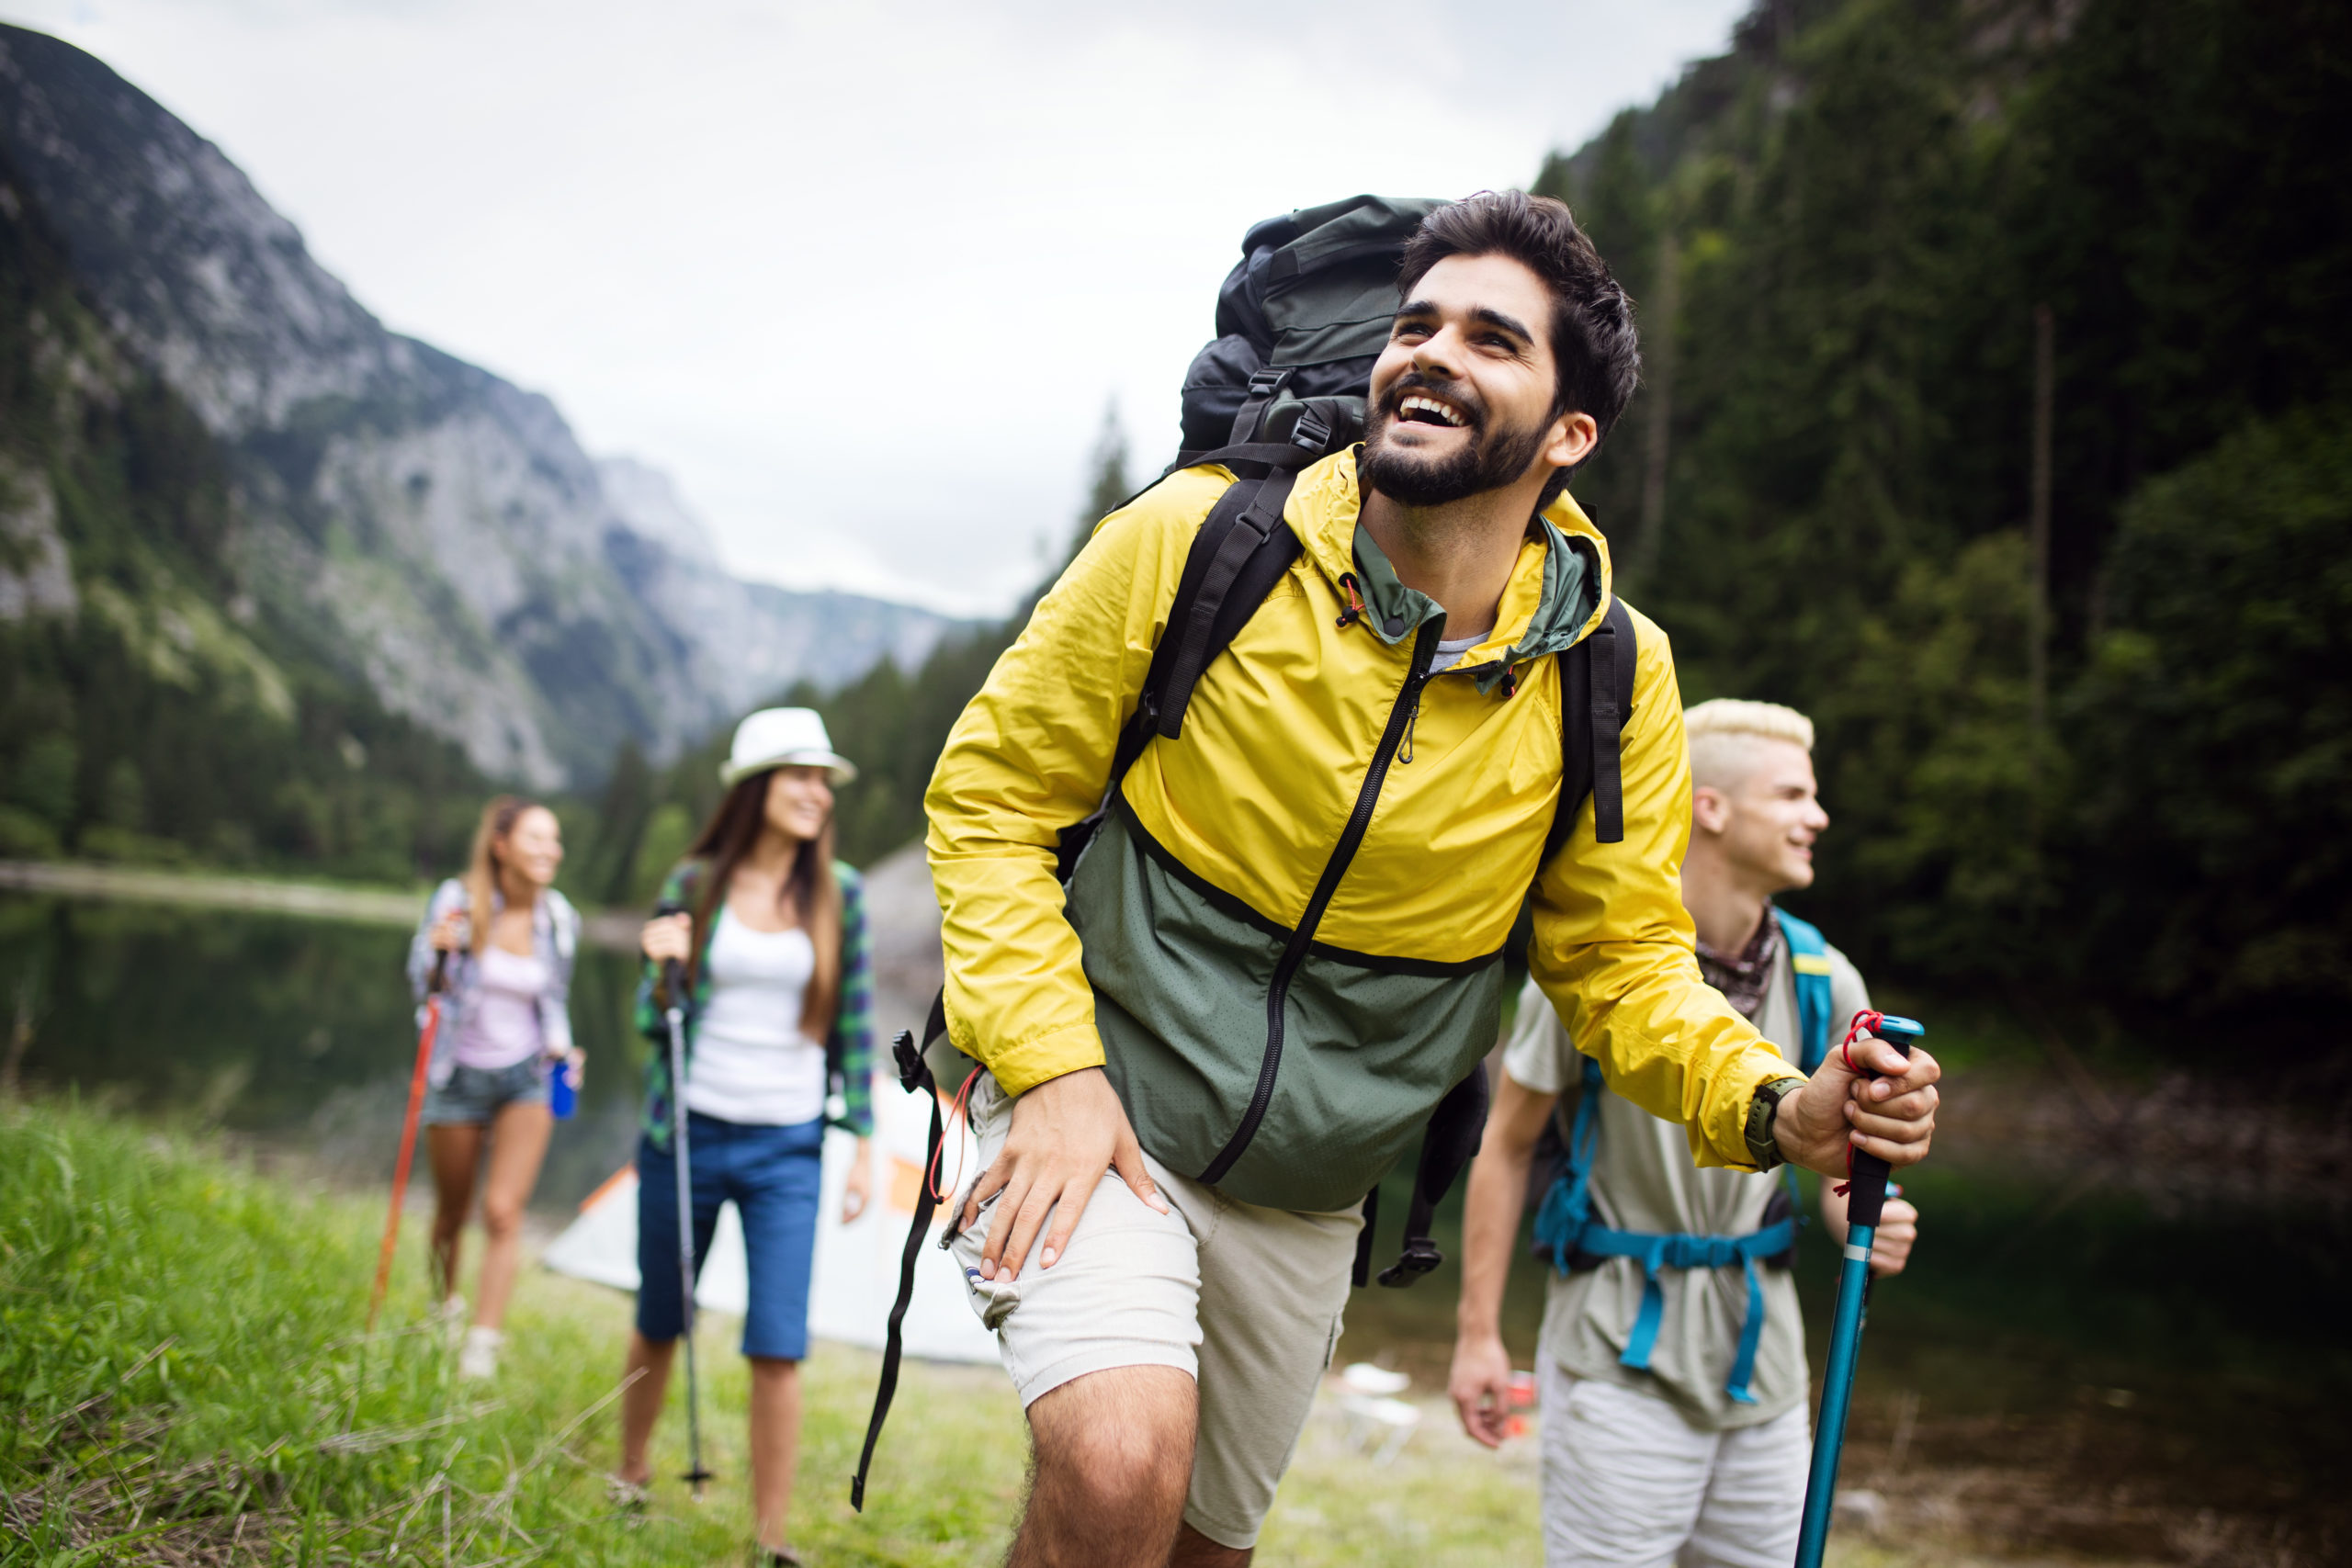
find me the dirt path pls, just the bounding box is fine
[0,856,707,955]
[0,857,427,926]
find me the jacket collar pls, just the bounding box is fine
[1287,447,1612,690]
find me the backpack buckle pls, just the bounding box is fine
[890,1029,930,1095]
[1290,409,1331,452]
[1375,1237,1443,1288]
[1246,368,1288,397]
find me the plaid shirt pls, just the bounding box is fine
[635,858,874,1147]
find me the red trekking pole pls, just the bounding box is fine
[368,949,449,1332]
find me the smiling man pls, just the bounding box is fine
[922,191,1942,1568]
[1451,698,1923,1568]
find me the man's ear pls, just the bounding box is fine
[1543,410,1599,471]
[1690,784,1730,838]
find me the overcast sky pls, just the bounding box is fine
[7,0,1750,615]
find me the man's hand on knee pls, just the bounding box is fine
[964,1066,1169,1281]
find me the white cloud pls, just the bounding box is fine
[5,0,1748,615]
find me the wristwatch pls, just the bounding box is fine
[1744,1076,1810,1170]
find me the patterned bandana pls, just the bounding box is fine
[1695,905,1780,1021]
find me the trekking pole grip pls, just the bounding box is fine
[653,897,689,1009]
[1842,1015,1923,1228]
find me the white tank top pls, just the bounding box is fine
[452,943,548,1070]
[681,909,826,1126]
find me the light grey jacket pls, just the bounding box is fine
[405,878,580,1088]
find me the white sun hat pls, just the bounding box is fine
[718,707,857,787]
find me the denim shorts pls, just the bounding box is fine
[636,1111,824,1360]
[421,1057,549,1126]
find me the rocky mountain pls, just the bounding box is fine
[595,457,951,716]
[0,24,959,789]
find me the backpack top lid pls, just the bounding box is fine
[1177,196,1451,462]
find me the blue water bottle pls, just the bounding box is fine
[549,1052,578,1120]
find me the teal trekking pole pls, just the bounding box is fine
[1794,1012,1923,1568]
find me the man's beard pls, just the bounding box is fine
[1361,374,1551,507]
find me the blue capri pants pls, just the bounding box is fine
[635,1111,824,1361]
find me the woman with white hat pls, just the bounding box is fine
[611,707,874,1565]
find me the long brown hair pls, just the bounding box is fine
[464,795,547,955]
[682,770,842,1041]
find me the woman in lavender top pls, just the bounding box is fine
[405,795,582,1380]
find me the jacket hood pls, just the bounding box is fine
[1287,447,1611,692]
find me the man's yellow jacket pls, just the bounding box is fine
[925,449,1795,1211]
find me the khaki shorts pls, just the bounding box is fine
[947,1072,1362,1549]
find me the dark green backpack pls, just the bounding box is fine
[1175,193,1452,463]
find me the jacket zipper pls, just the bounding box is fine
[1197,618,1444,1185]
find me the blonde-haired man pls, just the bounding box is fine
[1450,698,1922,1567]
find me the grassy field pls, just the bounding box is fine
[0,1097,2109,1566]
[0,1099,1024,1565]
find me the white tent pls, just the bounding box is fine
[542,1075,999,1365]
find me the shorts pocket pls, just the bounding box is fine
[968,1271,1023,1330]
[948,1186,1019,1328]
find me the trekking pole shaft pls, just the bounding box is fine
[1792,1013,1920,1568]
[1794,1222,1874,1566]
[368,953,447,1332]
[665,984,711,1493]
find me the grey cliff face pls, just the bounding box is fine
[595,458,954,717]
[0,25,961,787]
[0,29,395,435]
[0,457,77,622]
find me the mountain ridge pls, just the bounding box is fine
[0,23,961,788]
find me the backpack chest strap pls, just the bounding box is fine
[1570,1217,1795,1405]
[1530,1055,1793,1404]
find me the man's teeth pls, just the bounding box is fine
[1400,395,1465,427]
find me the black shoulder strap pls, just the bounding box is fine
[1374,1060,1490,1287]
[1142,404,1335,750]
[851,998,952,1511]
[1148,467,1306,742]
[1546,595,1638,861]
[1055,455,1309,883]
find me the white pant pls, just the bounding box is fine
[1538,1357,1810,1568]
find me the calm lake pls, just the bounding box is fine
[5,888,2343,1562]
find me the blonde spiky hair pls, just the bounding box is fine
[1684,698,1815,792]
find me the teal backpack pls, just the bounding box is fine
[1530,910,1837,1404]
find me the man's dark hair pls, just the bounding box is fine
[1396,189,1641,498]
